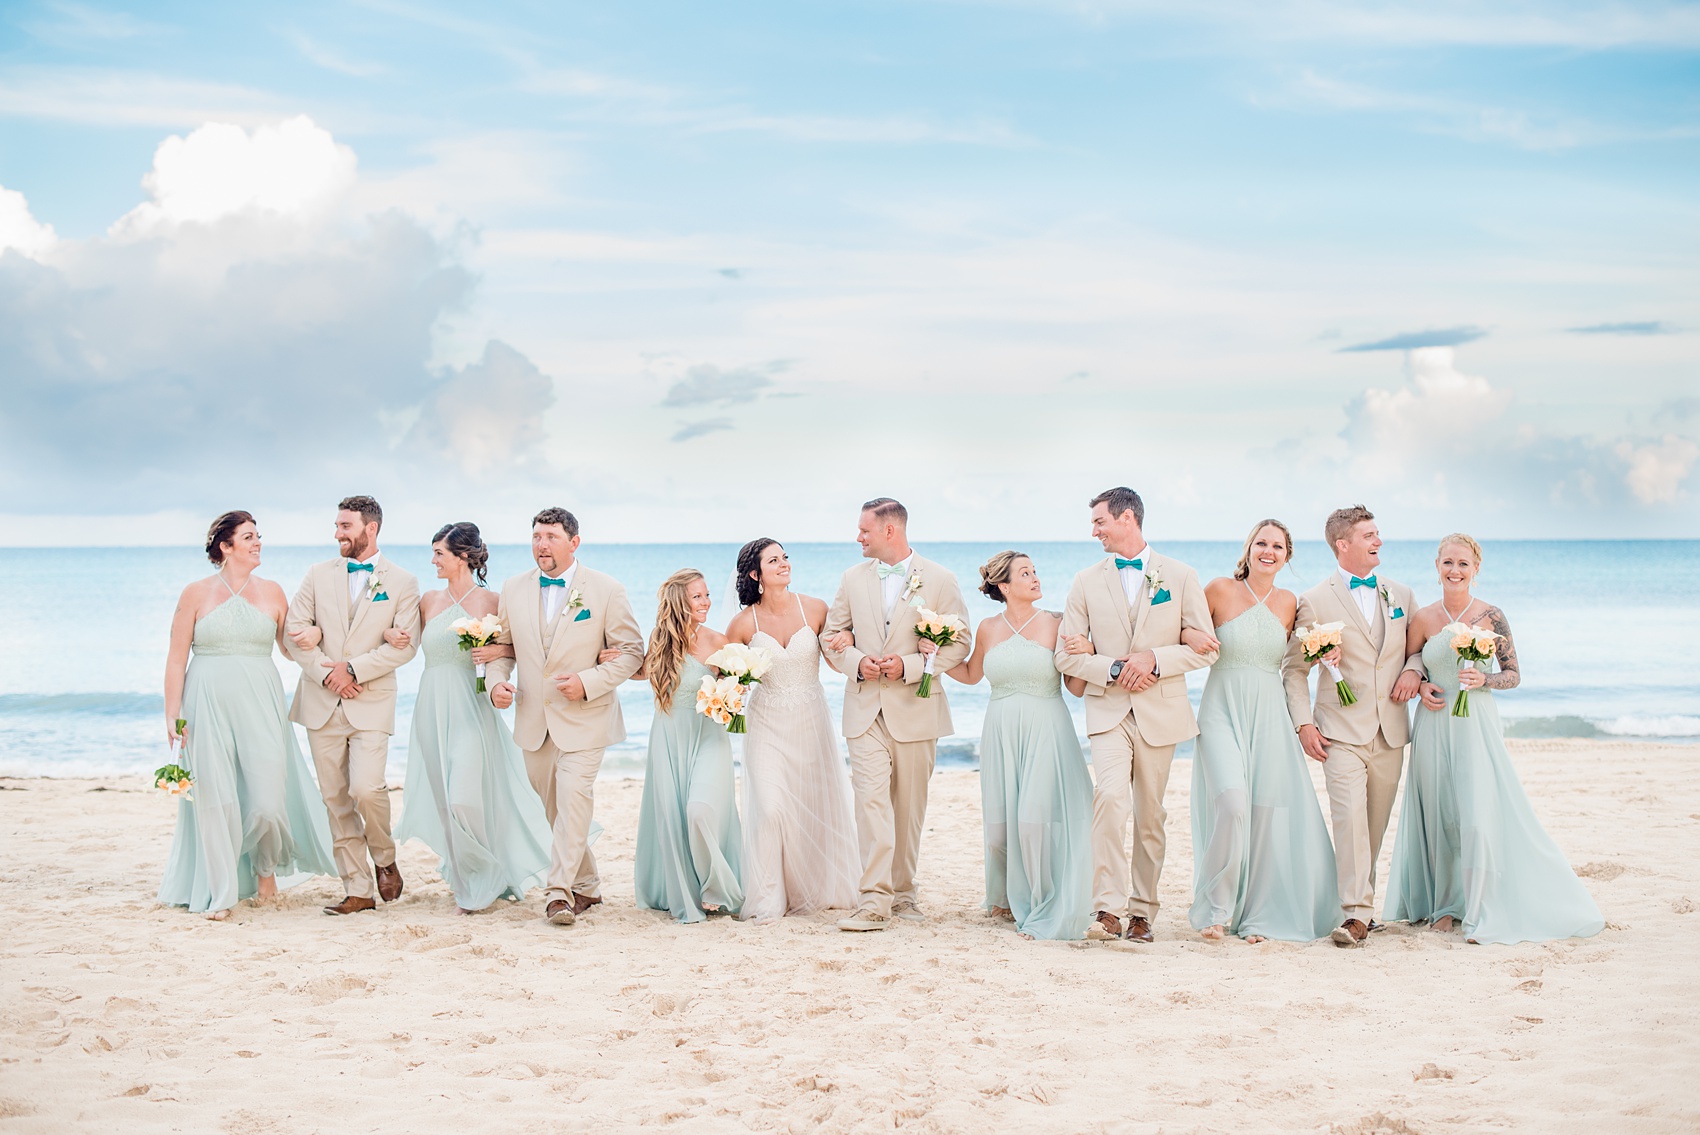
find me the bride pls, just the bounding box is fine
[724,538,860,919]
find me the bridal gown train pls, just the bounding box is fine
[738,603,860,920]
[1385,632,1604,944]
[158,590,336,913]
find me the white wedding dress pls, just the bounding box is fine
[739,598,860,919]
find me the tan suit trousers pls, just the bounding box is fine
[846,714,937,918]
[307,705,395,900]
[1322,731,1405,920]
[524,737,603,901]
[1087,714,1176,920]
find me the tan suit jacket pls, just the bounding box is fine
[1054,552,1218,747]
[823,554,972,743]
[285,555,421,734]
[1281,574,1421,747]
[484,564,643,754]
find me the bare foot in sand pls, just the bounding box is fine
[1433,915,1455,932]
[1245,934,1266,944]
[989,906,1014,922]
[256,875,278,901]
[206,909,229,921]
[1201,924,1225,941]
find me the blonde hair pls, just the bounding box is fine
[1324,504,1375,553]
[1233,518,1295,582]
[647,569,704,712]
[1437,532,1483,568]
[978,550,1028,603]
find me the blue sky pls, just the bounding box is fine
[0,1,1695,544]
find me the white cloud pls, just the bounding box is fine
[1348,346,1513,460]
[0,186,56,258]
[113,116,357,233]
[1617,435,1698,504]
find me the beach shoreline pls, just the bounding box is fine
[3,739,1697,1133]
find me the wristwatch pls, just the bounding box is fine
[1108,659,1125,680]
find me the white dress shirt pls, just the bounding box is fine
[1338,566,1379,624]
[879,552,915,618]
[1115,545,1151,607]
[347,551,381,604]
[540,561,580,625]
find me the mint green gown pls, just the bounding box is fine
[1386,633,1604,944]
[1189,602,1338,941]
[394,603,552,910]
[634,656,744,922]
[979,630,1093,940]
[158,596,336,912]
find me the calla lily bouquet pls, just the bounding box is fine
[1299,621,1357,707]
[913,607,967,698]
[701,643,773,733]
[450,614,504,692]
[1442,621,1500,717]
[156,718,193,800]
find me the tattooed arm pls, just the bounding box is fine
[1479,605,1520,690]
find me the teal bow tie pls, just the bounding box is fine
[1349,575,1377,590]
[539,575,566,588]
[347,562,374,574]
[876,562,907,580]
[1115,557,1144,571]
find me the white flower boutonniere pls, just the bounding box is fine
[901,570,925,608]
[567,588,584,612]
[367,574,390,603]
[1145,569,1172,605]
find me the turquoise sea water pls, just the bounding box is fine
[2,541,1695,779]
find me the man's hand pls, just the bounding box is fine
[320,660,361,698]
[1116,650,1157,692]
[858,655,882,681]
[382,627,411,649]
[290,626,322,651]
[1391,670,1422,703]
[490,682,515,710]
[554,672,587,701]
[877,654,905,681]
[1298,724,1330,762]
[1419,681,1447,711]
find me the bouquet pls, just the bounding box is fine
[155,718,193,800]
[1443,621,1500,717]
[450,614,504,692]
[1299,621,1357,707]
[913,607,967,698]
[702,642,773,733]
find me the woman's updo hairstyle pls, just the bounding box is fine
[433,522,490,584]
[978,550,1027,603]
[735,538,780,607]
[1232,518,1296,582]
[1437,532,1484,569]
[205,510,256,565]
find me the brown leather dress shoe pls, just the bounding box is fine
[1087,911,1124,941]
[1331,918,1369,947]
[323,895,377,916]
[571,892,603,917]
[545,899,576,926]
[1125,916,1154,943]
[376,863,404,903]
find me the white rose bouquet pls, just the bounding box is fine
[702,642,774,733]
[1299,621,1357,707]
[1442,621,1500,717]
[450,614,503,692]
[912,607,967,698]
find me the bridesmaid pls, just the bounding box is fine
[927,551,1093,940]
[1185,519,1337,943]
[390,523,551,913]
[160,511,335,919]
[630,569,744,922]
[1387,534,1604,944]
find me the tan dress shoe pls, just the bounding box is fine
[376,863,404,903]
[323,895,377,916]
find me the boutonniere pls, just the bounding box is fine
[1146,569,1171,605]
[568,589,591,621]
[901,570,925,607]
[366,574,390,603]
[1379,584,1404,620]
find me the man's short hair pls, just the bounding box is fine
[1325,505,1375,551]
[861,497,907,526]
[1087,486,1144,527]
[338,495,382,531]
[532,507,579,537]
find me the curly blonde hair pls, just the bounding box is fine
[647,570,704,712]
[1437,532,1483,568]
[1232,518,1296,581]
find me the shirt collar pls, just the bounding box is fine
[348,550,380,567]
[1115,544,1151,568]
[880,553,914,578]
[542,561,579,589]
[1338,565,1375,589]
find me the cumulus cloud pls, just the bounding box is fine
[1344,347,1512,459]
[1339,325,1488,352]
[1616,435,1698,505]
[0,186,56,258]
[0,117,559,512]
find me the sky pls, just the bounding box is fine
[0,0,1695,546]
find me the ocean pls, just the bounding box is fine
[2,540,1695,780]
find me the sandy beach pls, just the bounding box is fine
[3,739,1696,1134]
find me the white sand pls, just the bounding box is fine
[3,739,1697,1133]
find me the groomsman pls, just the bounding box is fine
[823,498,971,931]
[1281,504,1423,947]
[285,495,421,915]
[1055,487,1217,942]
[485,508,643,926]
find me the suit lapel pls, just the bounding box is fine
[1328,574,1372,637]
[1130,554,1157,641]
[861,560,886,643]
[545,565,588,670]
[330,559,352,632]
[346,554,383,639]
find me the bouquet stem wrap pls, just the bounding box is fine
[474,662,487,694]
[912,606,966,699]
[155,718,193,800]
[451,614,505,695]
[1452,661,1475,717]
[1442,621,1500,719]
[1321,660,1358,707]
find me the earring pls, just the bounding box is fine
[758,583,764,595]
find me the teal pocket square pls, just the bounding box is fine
[573,608,592,622]
[1392,607,1405,619]
[1151,589,1172,605]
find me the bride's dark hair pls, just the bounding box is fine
[735,538,781,607]
[433,522,490,584]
